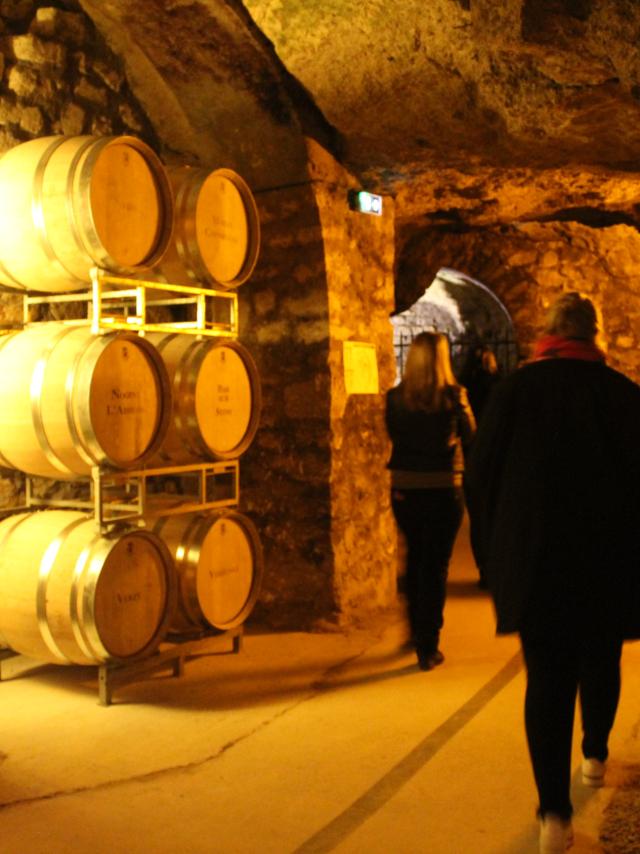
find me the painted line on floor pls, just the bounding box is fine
[294,651,523,854]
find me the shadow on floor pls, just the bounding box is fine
[3,637,425,710]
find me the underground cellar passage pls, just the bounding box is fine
[0,0,639,630]
[0,2,639,852]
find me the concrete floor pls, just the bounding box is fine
[1,519,639,854]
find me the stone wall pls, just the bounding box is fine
[237,180,334,628]
[308,141,398,622]
[238,141,399,628]
[0,0,156,150]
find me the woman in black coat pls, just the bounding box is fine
[465,293,640,854]
[386,332,475,671]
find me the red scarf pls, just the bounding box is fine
[532,334,606,363]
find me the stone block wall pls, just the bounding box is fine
[238,141,399,628]
[0,0,156,150]
[307,141,397,621]
[500,222,640,381]
[237,180,335,628]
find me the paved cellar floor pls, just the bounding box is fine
[1,518,639,854]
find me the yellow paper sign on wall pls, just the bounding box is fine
[343,341,379,395]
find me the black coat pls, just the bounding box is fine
[464,357,640,639]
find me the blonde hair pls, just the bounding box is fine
[401,332,459,411]
[544,292,598,341]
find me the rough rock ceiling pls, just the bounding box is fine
[243,0,640,175]
[76,0,640,233]
[242,0,640,234]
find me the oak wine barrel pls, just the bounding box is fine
[153,511,263,632]
[0,324,170,478]
[155,165,260,289]
[146,333,261,463]
[0,135,174,293]
[0,510,176,664]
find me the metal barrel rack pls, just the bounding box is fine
[97,627,243,707]
[0,271,260,704]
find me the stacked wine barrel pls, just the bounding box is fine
[0,134,263,669]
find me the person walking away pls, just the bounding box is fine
[386,332,476,671]
[464,292,640,853]
[464,346,503,588]
[466,346,501,423]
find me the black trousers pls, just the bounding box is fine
[520,631,624,819]
[391,487,463,654]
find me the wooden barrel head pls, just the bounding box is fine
[196,344,253,456]
[197,516,256,628]
[89,141,163,268]
[89,337,163,467]
[94,533,169,659]
[196,171,249,286]
[0,136,172,292]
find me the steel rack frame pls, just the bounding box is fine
[97,627,243,706]
[0,269,249,704]
[0,460,240,530]
[91,460,240,527]
[23,267,238,337]
[0,458,243,704]
[0,627,243,706]
[0,648,47,681]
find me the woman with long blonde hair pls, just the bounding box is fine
[386,332,475,670]
[401,331,460,411]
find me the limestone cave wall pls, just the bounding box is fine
[238,141,398,628]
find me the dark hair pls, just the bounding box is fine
[544,292,598,341]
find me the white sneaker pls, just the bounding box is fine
[539,815,574,853]
[582,757,606,787]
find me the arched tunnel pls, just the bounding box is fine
[1,3,640,852]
